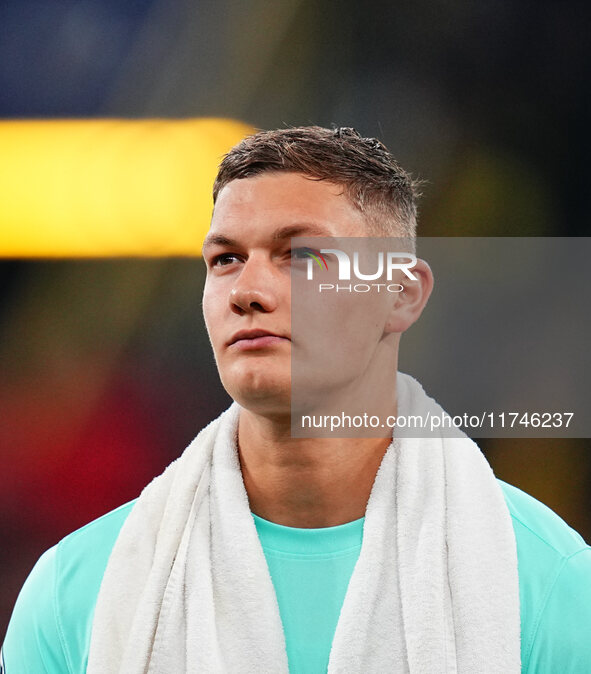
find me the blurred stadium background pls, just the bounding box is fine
[1,0,589,639]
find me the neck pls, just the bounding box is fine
[237,407,393,528]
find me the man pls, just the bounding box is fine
[3,126,591,673]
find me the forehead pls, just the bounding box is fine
[208,172,368,241]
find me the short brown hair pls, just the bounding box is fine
[213,126,420,238]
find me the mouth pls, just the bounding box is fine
[227,329,291,350]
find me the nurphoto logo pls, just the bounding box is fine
[304,248,418,293]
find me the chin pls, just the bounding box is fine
[234,391,292,420]
[219,353,291,408]
[224,378,291,418]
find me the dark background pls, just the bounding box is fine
[1,0,590,639]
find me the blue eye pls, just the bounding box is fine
[291,247,318,260]
[211,253,240,266]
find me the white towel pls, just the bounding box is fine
[87,373,521,673]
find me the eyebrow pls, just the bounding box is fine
[202,223,332,250]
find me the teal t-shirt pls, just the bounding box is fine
[252,512,363,672]
[3,479,591,673]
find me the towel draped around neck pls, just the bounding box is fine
[87,373,521,673]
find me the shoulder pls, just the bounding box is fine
[498,479,588,557]
[497,479,591,673]
[57,499,137,576]
[3,499,136,674]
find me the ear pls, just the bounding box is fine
[383,258,434,334]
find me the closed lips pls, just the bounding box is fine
[228,330,289,345]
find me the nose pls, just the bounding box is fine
[229,257,281,315]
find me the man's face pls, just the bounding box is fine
[202,172,374,417]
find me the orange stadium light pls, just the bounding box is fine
[0,118,253,257]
